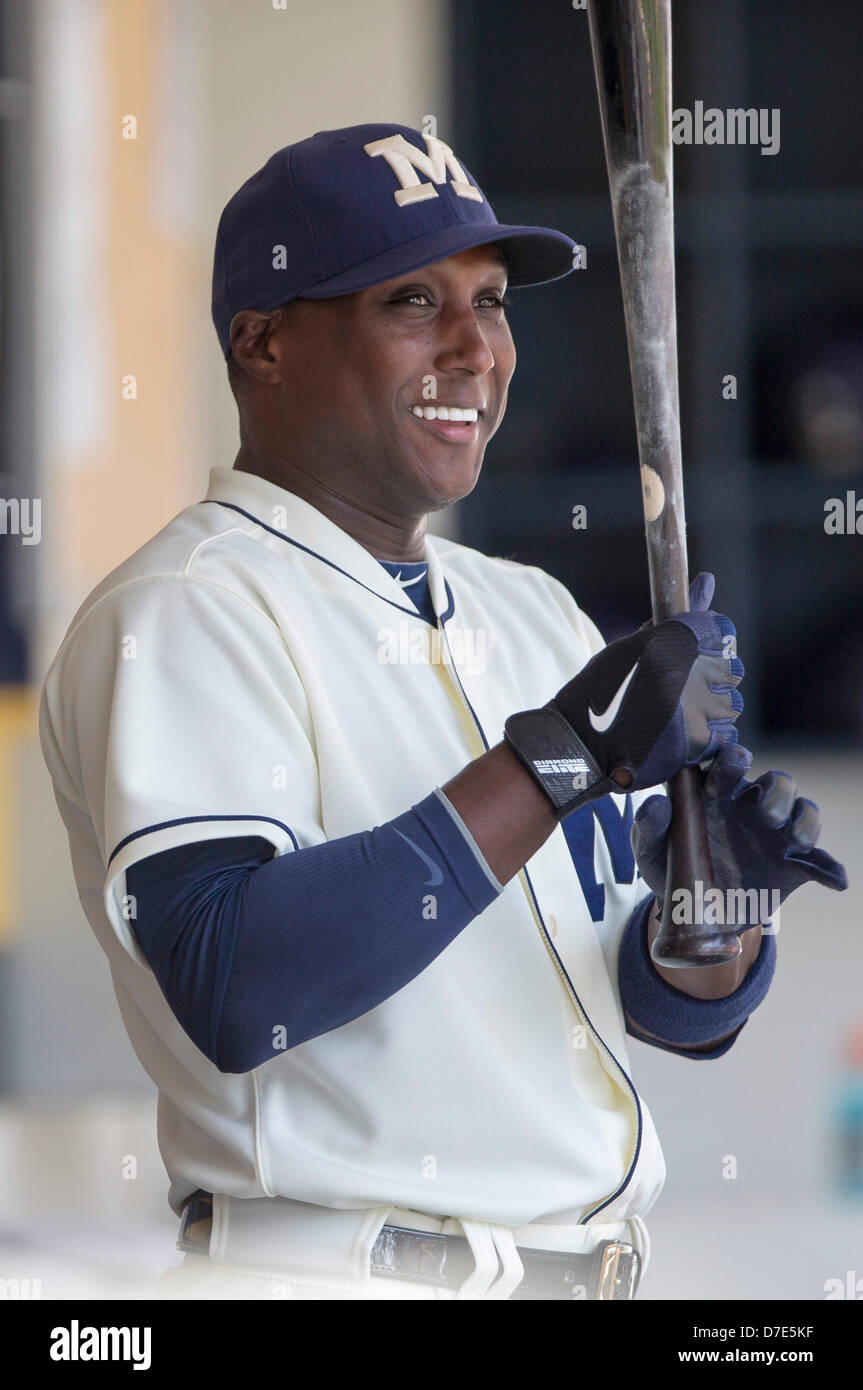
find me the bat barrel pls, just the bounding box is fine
[588,0,685,621]
[587,0,741,965]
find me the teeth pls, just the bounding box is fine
[411,406,479,423]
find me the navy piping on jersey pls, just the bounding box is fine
[202,499,455,626]
[108,813,300,870]
[518,862,644,1223]
[422,617,647,1225]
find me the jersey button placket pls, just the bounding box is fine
[434,603,644,1223]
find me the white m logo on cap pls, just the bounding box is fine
[363,134,483,207]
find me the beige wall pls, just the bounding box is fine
[33,0,453,679]
[12,0,451,953]
[199,0,455,527]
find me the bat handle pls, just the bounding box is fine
[649,765,743,968]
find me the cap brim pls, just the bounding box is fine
[297,222,577,299]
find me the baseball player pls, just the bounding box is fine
[38,125,846,1301]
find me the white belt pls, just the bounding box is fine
[205,1194,651,1299]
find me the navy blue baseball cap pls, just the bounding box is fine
[212,123,578,358]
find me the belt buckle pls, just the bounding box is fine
[176,1192,213,1255]
[590,1240,640,1300]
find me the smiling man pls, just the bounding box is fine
[39,124,845,1302]
[228,242,514,544]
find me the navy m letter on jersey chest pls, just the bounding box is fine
[561,795,636,922]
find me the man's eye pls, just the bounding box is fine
[390,292,511,309]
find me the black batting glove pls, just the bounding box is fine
[504,573,743,820]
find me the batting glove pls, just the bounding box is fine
[631,740,848,913]
[504,572,743,820]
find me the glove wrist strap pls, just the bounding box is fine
[503,706,615,820]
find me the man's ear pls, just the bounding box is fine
[228,307,288,385]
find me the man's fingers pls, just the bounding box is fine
[706,740,754,798]
[697,653,743,692]
[736,770,798,827]
[680,657,744,762]
[786,796,821,850]
[784,844,848,892]
[631,794,672,856]
[688,571,715,612]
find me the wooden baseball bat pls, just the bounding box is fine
[586,0,741,966]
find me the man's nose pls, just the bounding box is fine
[433,305,496,374]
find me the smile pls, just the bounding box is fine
[407,406,482,443]
[410,405,480,422]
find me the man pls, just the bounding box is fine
[39,125,845,1301]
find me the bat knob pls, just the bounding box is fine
[649,766,744,968]
[650,920,742,969]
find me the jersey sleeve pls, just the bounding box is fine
[42,575,322,964]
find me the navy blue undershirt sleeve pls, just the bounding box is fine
[618,893,778,1059]
[125,789,503,1075]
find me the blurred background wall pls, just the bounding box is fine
[0,0,861,1299]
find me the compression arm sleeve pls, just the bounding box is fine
[125,788,503,1074]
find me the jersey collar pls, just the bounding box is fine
[203,466,453,624]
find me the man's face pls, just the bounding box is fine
[270,244,516,516]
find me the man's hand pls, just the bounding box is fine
[504,573,743,821]
[632,740,848,915]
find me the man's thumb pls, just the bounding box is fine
[688,571,715,613]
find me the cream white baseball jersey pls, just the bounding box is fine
[38,464,664,1236]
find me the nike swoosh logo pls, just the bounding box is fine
[394,829,444,886]
[588,661,640,734]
